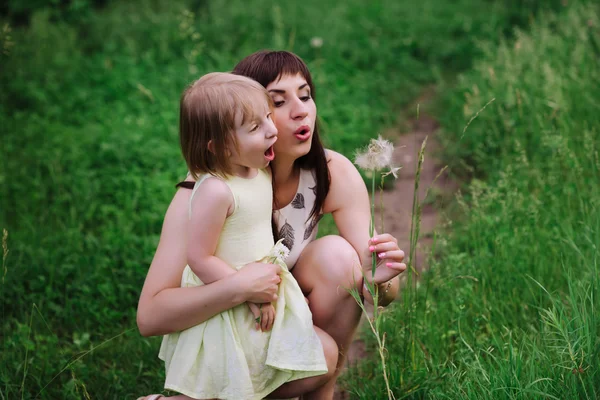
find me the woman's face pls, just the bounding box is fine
[266,73,317,161]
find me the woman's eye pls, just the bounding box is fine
[273,101,284,107]
[300,96,311,102]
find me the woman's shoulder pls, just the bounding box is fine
[324,149,359,178]
[322,149,366,213]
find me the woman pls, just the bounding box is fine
[137,50,406,399]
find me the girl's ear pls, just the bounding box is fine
[208,140,232,157]
[207,140,216,154]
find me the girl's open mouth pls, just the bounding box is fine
[264,145,275,161]
[294,126,311,142]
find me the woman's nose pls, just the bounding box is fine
[291,97,308,120]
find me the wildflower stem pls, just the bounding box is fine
[371,175,376,279]
[380,174,385,235]
[362,300,393,400]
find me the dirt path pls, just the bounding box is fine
[333,97,457,399]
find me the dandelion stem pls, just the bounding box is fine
[371,175,376,279]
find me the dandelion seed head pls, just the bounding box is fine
[383,166,401,179]
[354,135,395,171]
[310,37,323,48]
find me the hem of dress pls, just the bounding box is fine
[164,367,327,400]
[283,369,329,384]
[269,363,328,373]
[165,381,293,400]
[164,383,261,400]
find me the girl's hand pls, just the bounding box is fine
[234,262,282,304]
[363,233,407,285]
[247,302,276,332]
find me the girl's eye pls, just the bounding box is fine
[249,124,259,132]
[273,101,284,107]
[300,95,311,102]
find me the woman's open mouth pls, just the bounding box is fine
[264,145,275,161]
[294,125,311,142]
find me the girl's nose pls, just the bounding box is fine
[266,119,278,138]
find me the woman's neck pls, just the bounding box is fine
[272,156,297,185]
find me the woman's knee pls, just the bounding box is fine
[296,235,362,289]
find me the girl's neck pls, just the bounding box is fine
[230,164,258,179]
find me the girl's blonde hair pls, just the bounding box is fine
[179,72,274,179]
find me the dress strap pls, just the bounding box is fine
[176,181,194,189]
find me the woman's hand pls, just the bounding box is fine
[363,233,406,285]
[233,262,282,304]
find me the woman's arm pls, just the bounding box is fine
[322,150,406,306]
[136,188,281,337]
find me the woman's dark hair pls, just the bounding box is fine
[232,50,330,226]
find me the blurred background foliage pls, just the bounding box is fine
[345,2,600,398]
[4,0,597,399]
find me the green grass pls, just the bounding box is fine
[343,1,600,398]
[0,0,568,398]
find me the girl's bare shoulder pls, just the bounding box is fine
[168,176,230,218]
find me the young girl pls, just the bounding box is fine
[157,72,327,399]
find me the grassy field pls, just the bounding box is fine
[0,0,584,398]
[343,1,600,398]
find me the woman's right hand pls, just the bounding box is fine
[233,262,281,304]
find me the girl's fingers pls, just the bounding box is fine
[260,307,267,331]
[248,302,260,318]
[268,311,275,331]
[262,308,274,332]
[261,312,268,331]
[247,303,261,331]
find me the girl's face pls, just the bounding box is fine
[266,73,317,161]
[228,103,278,174]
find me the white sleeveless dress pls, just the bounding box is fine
[274,169,322,269]
[158,169,327,399]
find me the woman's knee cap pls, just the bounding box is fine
[317,236,361,283]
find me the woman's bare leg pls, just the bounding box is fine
[292,236,364,398]
[267,325,338,399]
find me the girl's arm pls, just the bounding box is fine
[322,150,406,306]
[137,187,281,337]
[187,177,239,284]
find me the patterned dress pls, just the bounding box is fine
[274,168,322,269]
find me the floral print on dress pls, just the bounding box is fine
[278,220,295,251]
